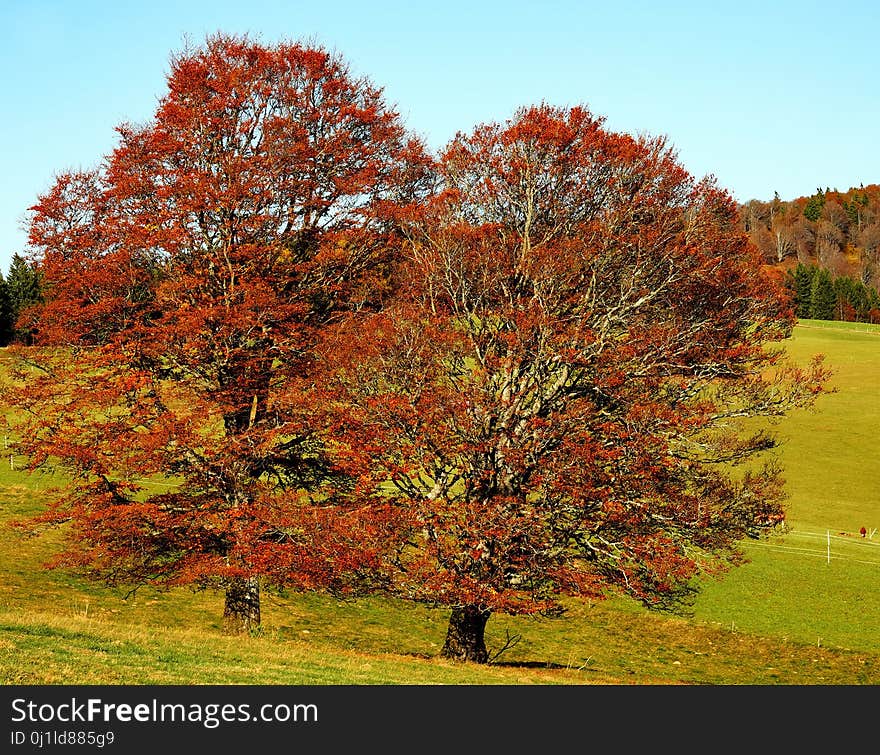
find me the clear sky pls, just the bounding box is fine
[2,0,878,275]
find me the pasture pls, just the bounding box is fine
[692,319,880,653]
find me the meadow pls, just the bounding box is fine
[1,318,878,685]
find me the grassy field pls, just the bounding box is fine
[1,319,879,684]
[691,319,880,653]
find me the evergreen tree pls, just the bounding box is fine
[803,190,825,222]
[833,277,854,320]
[0,271,14,346]
[793,264,816,318]
[810,268,836,320]
[6,253,42,342]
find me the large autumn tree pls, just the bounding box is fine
[328,105,829,662]
[5,34,426,633]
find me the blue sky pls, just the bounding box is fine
[2,0,878,275]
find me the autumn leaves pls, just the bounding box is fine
[4,34,827,662]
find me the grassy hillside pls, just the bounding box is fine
[691,319,880,652]
[1,320,879,684]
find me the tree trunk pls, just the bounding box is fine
[223,576,261,634]
[441,605,491,663]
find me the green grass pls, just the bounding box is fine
[2,320,880,684]
[0,612,609,685]
[3,599,879,684]
[691,319,880,653]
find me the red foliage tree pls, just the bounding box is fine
[328,105,830,662]
[5,34,427,633]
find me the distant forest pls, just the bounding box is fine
[740,184,880,322]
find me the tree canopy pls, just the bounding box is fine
[5,33,427,633]
[3,37,829,659]
[327,104,829,661]
[0,253,42,345]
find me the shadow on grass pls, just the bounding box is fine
[491,660,568,669]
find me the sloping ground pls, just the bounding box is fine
[691,320,880,654]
